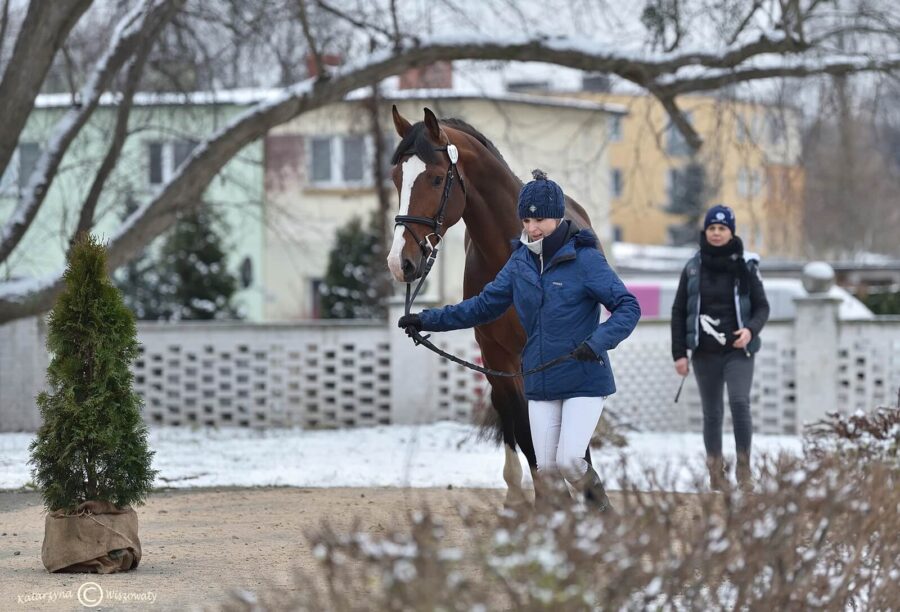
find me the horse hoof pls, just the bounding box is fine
[501,496,532,516]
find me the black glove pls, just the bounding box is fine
[571,342,598,361]
[397,313,423,335]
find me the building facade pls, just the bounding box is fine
[0,92,266,319]
[561,91,805,256]
[262,92,624,320]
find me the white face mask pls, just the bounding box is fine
[520,231,543,254]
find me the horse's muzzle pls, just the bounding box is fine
[401,257,421,283]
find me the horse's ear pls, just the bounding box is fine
[423,107,446,144]
[392,105,412,138]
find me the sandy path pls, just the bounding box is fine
[0,487,508,611]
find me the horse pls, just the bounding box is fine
[386,105,599,508]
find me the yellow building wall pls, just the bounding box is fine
[566,92,805,256]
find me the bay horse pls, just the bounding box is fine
[387,106,598,508]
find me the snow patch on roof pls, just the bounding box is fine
[373,88,626,114]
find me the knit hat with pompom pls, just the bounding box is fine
[517,169,565,219]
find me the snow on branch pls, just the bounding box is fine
[656,53,900,95]
[3,29,900,322]
[0,0,182,266]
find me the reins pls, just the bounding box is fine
[397,142,577,378]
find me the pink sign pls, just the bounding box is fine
[625,284,660,318]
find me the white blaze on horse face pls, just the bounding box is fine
[387,155,427,281]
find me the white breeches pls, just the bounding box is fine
[528,396,605,483]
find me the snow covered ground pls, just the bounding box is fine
[0,422,802,493]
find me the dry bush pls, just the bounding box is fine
[590,413,628,449]
[220,445,899,611]
[805,407,899,465]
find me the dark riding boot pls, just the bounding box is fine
[706,456,728,492]
[573,468,613,513]
[736,453,753,492]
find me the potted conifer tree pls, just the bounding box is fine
[29,234,156,573]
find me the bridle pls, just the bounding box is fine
[394,141,576,379]
[394,143,466,314]
[394,143,466,312]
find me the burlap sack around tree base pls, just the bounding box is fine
[41,500,141,573]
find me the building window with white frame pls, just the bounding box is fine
[767,111,786,145]
[308,134,393,188]
[0,142,41,196]
[737,167,763,198]
[608,115,623,142]
[610,168,623,198]
[148,139,197,186]
[666,112,693,156]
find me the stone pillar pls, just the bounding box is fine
[388,296,438,424]
[0,316,48,432]
[793,262,841,434]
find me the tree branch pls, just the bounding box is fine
[313,0,393,42]
[0,0,93,179]
[0,0,11,65]
[656,54,900,96]
[70,2,181,249]
[652,92,702,152]
[296,0,324,78]
[664,0,683,53]
[389,0,401,49]
[3,32,900,321]
[727,0,764,46]
[0,0,184,266]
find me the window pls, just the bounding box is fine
[666,112,693,156]
[310,137,332,183]
[307,134,392,188]
[0,142,41,195]
[148,139,198,186]
[736,116,749,143]
[341,135,365,183]
[736,113,765,144]
[767,112,786,145]
[737,167,763,198]
[610,168,623,198]
[665,163,705,215]
[608,115,623,142]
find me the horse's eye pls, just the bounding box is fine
[432,176,443,187]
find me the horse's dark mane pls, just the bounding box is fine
[440,118,517,179]
[390,122,442,165]
[390,117,519,183]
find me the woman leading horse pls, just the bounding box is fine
[399,169,639,510]
[388,107,636,506]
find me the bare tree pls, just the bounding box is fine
[1,0,899,322]
[803,76,900,258]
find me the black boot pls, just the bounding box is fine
[574,468,613,513]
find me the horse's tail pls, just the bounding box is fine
[473,396,505,445]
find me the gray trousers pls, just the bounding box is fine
[692,350,754,457]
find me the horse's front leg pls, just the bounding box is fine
[501,442,528,510]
